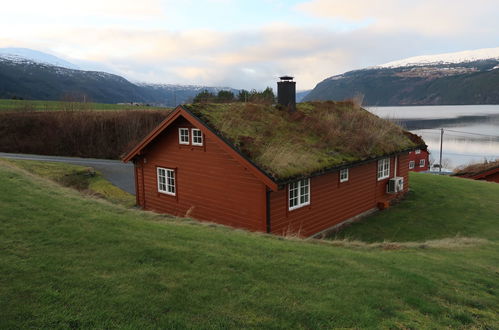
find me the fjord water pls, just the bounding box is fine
[367,105,499,169]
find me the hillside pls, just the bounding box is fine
[0,162,498,328]
[304,48,499,105]
[0,50,237,106]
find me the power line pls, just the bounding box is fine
[417,128,499,138]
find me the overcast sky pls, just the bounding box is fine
[1,0,498,90]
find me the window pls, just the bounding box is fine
[409,160,415,169]
[415,149,421,154]
[157,167,175,195]
[179,128,189,145]
[289,178,310,210]
[192,128,203,146]
[377,158,390,180]
[339,168,349,182]
[419,159,426,168]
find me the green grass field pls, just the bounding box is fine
[0,98,170,112]
[335,172,499,242]
[0,164,498,328]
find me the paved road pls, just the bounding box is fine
[0,152,135,195]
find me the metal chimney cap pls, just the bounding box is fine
[279,75,294,81]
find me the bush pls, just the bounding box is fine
[0,110,168,159]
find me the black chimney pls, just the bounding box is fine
[277,75,296,112]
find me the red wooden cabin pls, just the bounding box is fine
[123,78,427,237]
[453,160,499,183]
[407,148,429,172]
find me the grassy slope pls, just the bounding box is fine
[0,164,498,328]
[336,173,499,242]
[0,159,135,207]
[0,98,169,112]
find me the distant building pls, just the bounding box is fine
[123,77,427,237]
[408,148,430,172]
[452,160,499,183]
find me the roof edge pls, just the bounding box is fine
[276,145,425,187]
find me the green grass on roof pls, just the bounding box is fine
[185,101,416,180]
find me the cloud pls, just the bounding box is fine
[296,0,499,35]
[1,0,498,90]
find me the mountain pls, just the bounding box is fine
[0,48,79,70]
[0,49,237,105]
[304,47,499,106]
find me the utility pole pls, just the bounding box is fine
[439,128,444,173]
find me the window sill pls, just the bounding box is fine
[288,202,310,211]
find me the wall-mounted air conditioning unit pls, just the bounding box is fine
[387,177,404,194]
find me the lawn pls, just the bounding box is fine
[0,164,498,328]
[335,172,499,242]
[0,98,170,112]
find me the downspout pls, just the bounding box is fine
[394,155,398,178]
[266,188,271,233]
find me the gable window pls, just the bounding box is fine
[409,160,415,169]
[340,168,349,182]
[377,158,390,180]
[179,128,189,145]
[289,178,310,210]
[419,159,426,168]
[415,149,421,154]
[192,128,203,146]
[157,167,175,195]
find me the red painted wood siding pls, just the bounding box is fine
[270,154,409,237]
[408,149,429,172]
[484,172,499,183]
[135,117,267,231]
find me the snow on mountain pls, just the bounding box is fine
[137,82,238,93]
[0,48,79,69]
[376,47,499,68]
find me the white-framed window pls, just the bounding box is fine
[191,128,203,146]
[289,178,310,210]
[377,158,390,180]
[339,168,349,182]
[419,159,426,168]
[157,167,175,195]
[178,128,189,145]
[415,149,421,154]
[409,160,415,169]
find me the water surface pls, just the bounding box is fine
[367,105,499,169]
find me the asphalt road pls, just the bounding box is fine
[0,152,135,195]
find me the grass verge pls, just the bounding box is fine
[0,163,498,328]
[0,158,135,207]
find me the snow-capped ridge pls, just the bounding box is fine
[0,48,79,69]
[375,47,499,69]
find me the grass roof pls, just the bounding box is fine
[454,159,499,176]
[184,101,419,180]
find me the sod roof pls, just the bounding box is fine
[453,160,499,177]
[184,101,423,181]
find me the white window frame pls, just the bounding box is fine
[409,160,415,169]
[419,159,426,168]
[191,128,203,146]
[377,158,390,180]
[178,128,190,145]
[157,167,175,196]
[288,178,310,211]
[415,149,421,154]
[339,168,349,183]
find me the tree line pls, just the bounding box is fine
[193,87,275,104]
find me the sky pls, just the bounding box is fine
[1,0,498,90]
